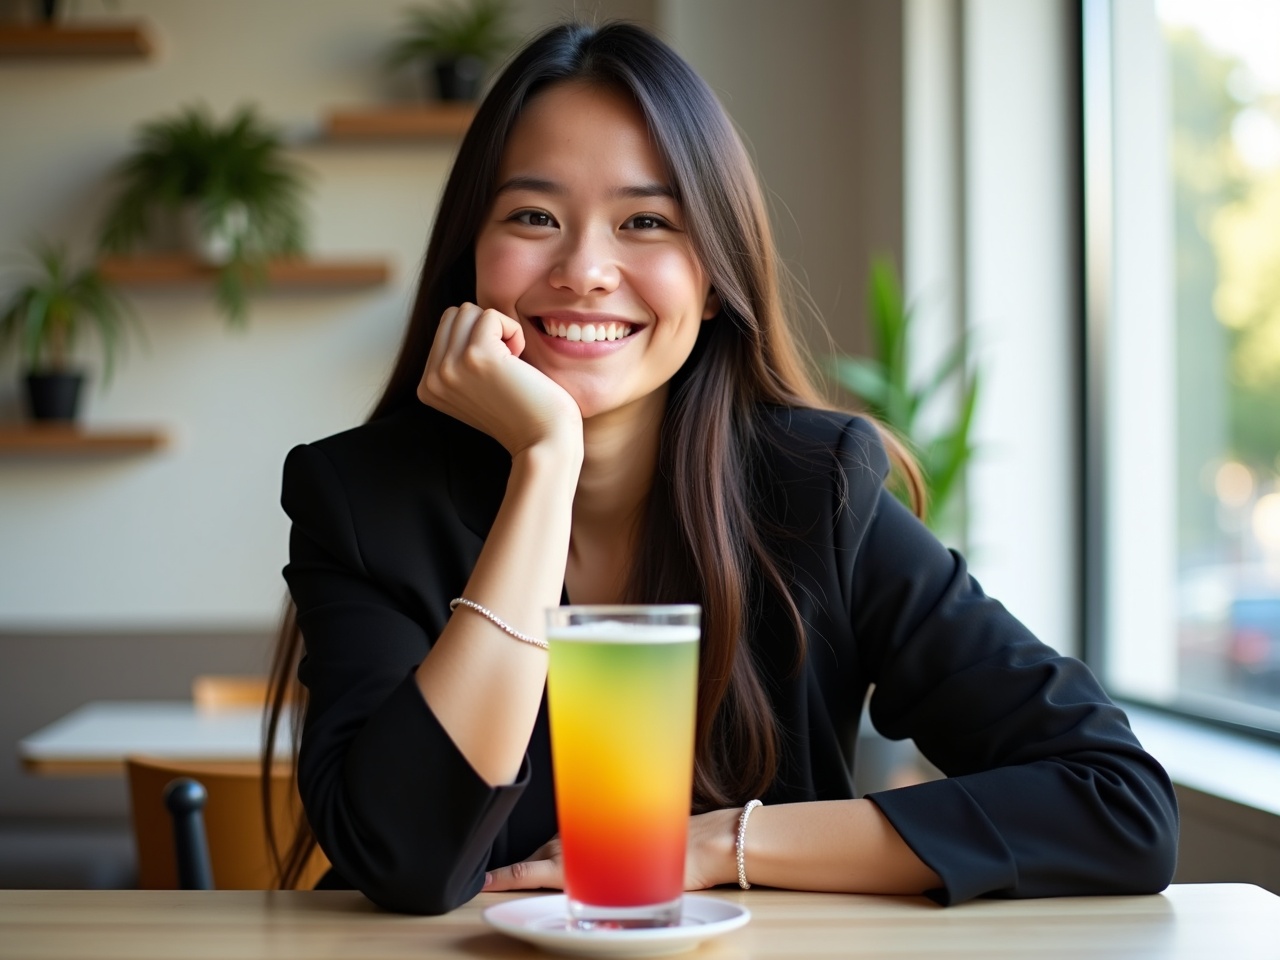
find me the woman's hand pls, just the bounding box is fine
[417,303,583,457]
[483,809,740,893]
[683,808,739,890]
[483,835,563,892]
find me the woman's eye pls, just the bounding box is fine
[512,210,556,227]
[624,214,669,230]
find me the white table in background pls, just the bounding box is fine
[18,701,289,776]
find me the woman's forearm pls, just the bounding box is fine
[415,437,582,787]
[696,799,942,895]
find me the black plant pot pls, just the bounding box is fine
[432,56,486,101]
[24,371,85,422]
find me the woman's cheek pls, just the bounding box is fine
[475,238,544,310]
[633,246,709,316]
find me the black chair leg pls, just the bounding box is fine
[162,777,214,890]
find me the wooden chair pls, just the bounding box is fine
[190,675,273,713]
[125,756,329,890]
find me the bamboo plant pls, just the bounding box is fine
[829,258,980,535]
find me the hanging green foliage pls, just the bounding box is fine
[98,104,309,325]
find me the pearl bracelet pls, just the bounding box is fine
[736,798,763,890]
[448,597,548,650]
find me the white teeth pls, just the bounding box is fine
[541,319,633,341]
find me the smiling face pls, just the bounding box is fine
[474,81,719,423]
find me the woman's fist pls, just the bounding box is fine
[418,303,583,456]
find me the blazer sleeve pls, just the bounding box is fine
[281,441,528,915]
[832,419,1179,904]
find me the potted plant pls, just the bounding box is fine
[98,104,309,325]
[385,0,516,102]
[829,258,981,539]
[0,239,140,422]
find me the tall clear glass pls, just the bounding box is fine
[545,604,700,930]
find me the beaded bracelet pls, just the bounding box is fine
[736,798,763,889]
[448,597,548,650]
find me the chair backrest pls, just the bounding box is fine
[190,675,273,713]
[125,756,329,890]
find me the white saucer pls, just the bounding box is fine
[482,893,750,958]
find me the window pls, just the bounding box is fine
[1086,0,1280,732]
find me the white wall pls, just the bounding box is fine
[0,0,655,631]
[902,0,1079,655]
[961,0,1078,655]
[1106,0,1177,696]
[903,0,964,539]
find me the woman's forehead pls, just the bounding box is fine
[497,82,672,190]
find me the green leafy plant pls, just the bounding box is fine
[830,258,980,533]
[385,0,515,68]
[0,238,139,384]
[98,104,308,325]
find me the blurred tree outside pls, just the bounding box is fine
[1166,8,1280,713]
[1214,170,1280,469]
[1168,23,1280,559]
[1167,25,1244,563]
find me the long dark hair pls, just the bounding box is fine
[265,20,923,889]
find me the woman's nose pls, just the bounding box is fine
[548,228,620,295]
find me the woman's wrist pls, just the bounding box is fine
[513,430,584,476]
[702,807,742,888]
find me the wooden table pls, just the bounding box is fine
[0,885,1275,959]
[18,701,289,776]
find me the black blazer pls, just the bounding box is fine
[281,402,1178,915]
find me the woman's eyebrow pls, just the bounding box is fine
[611,182,674,200]
[492,176,674,200]
[494,175,563,197]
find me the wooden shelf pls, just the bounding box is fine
[98,256,391,288]
[0,424,167,455]
[0,23,153,58]
[323,104,475,141]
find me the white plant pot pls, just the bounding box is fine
[180,203,250,265]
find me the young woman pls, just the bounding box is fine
[266,21,1177,914]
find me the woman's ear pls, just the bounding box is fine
[702,287,721,321]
